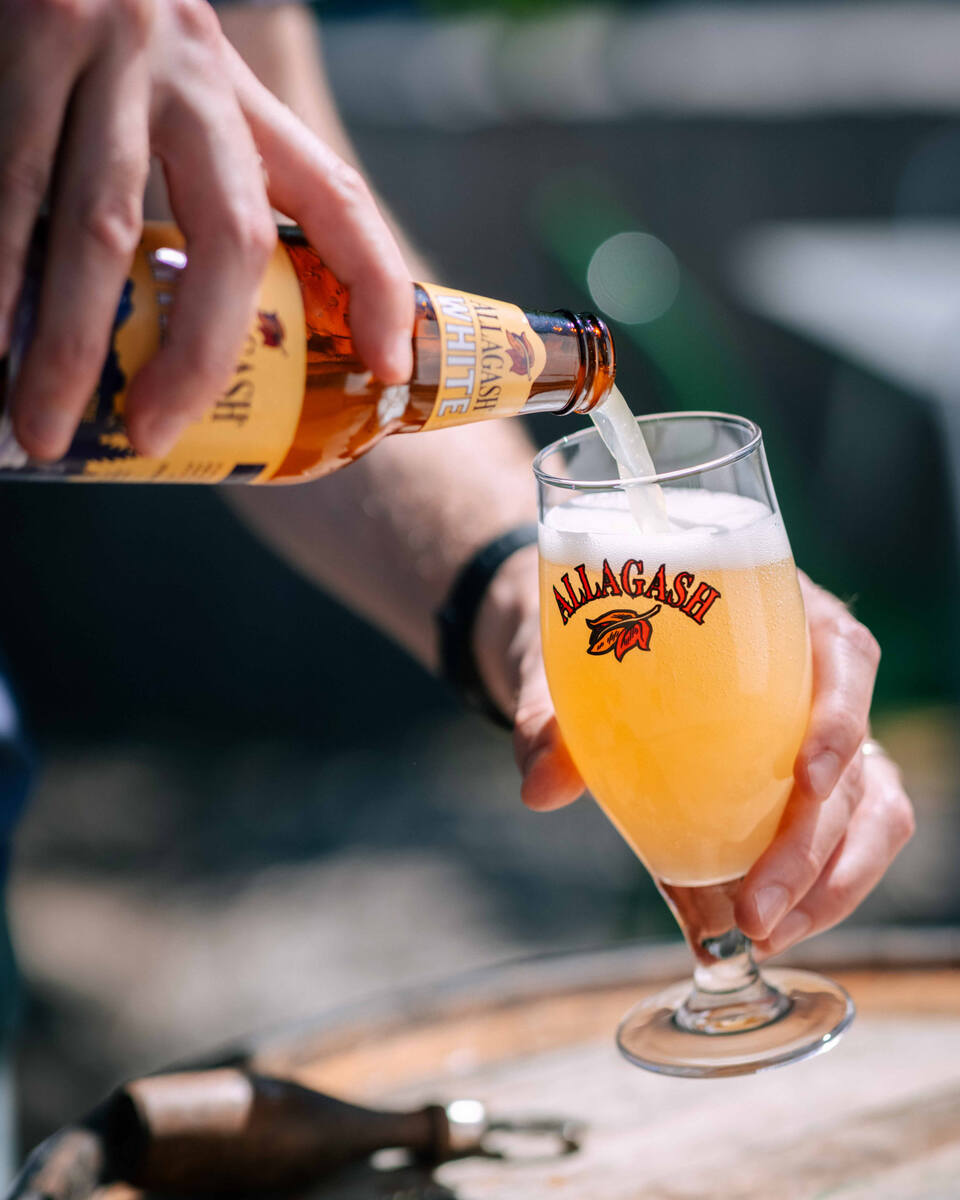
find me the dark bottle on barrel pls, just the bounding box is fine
[0,223,615,484]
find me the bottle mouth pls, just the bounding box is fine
[556,311,616,415]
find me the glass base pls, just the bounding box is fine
[616,967,854,1078]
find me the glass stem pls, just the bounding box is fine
[657,881,793,1036]
[694,927,759,991]
[676,927,789,1035]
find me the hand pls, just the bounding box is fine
[0,0,412,461]
[496,562,913,952]
[735,574,914,957]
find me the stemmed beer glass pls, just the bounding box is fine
[534,412,853,1077]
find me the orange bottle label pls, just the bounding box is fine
[420,284,547,432]
[2,223,306,483]
[87,226,306,483]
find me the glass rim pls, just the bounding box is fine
[532,410,763,491]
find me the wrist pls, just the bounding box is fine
[471,543,540,723]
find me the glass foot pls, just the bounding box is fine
[616,967,854,1078]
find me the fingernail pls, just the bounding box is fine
[770,908,812,950]
[807,750,841,799]
[140,414,186,457]
[753,884,790,935]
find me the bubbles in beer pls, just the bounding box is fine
[540,488,791,575]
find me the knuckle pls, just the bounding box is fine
[114,0,154,42]
[169,0,221,47]
[327,161,373,218]
[220,206,276,272]
[837,611,881,666]
[850,621,881,667]
[76,187,144,262]
[826,704,868,759]
[821,874,858,920]
[245,214,278,269]
[782,840,821,891]
[884,791,916,848]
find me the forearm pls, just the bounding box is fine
[233,427,538,685]
[218,4,538,706]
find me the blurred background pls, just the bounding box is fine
[8,0,960,1153]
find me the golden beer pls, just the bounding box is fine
[539,488,811,886]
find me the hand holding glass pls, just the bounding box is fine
[534,413,853,1077]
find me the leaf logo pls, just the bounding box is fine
[586,606,661,661]
[506,329,533,377]
[258,310,287,353]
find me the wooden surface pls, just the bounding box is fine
[112,932,960,1199]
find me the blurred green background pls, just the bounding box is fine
[9,0,960,1151]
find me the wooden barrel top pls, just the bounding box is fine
[231,928,960,1199]
[95,929,960,1200]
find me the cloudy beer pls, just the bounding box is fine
[539,488,811,886]
[535,412,854,1075]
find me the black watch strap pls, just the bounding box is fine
[437,523,539,729]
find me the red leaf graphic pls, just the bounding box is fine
[587,626,623,656]
[586,609,637,631]
[258,310,287,352]
[506,329,533,376]
[614,620,653,660]
[586,605,660,660]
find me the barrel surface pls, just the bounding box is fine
[108,930,960,1200]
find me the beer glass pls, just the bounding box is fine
[534,412,853,1077]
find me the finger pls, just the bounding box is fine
[0,1,97,353]
[735,749,864,941]
[124,74,276,456]
[11,16,151,459]
[514,656,584,812]
[224,43,413,384]
[753,753,914,957]
[796,575,880,800]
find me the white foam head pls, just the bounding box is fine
[540,488,793,571]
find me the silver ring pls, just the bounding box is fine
[861,738,888,759]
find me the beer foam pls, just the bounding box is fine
[539,488,792,571]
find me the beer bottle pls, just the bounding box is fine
[0,224,615,484]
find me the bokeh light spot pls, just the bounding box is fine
[586,232,680,324]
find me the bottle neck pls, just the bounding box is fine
[404,284,615,436]
[567,310,616,414]
[520,310,615,418]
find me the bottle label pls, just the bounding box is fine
[420,284,548,432]
[2,223,306,483]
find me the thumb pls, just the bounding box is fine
[513,655,584,812]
